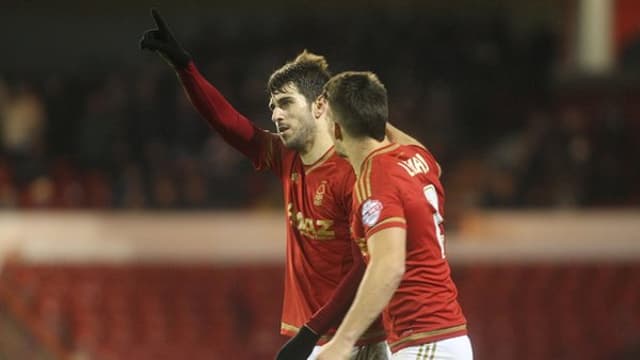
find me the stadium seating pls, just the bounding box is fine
[1,262,639,359]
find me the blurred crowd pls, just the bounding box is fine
[0,13,638,211]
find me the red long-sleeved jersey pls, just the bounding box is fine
[177,62,385,343]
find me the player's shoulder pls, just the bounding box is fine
[365,143,440,183]
[305,149,355,187]
[393,143,434,161]
[388,143,441,178]
[355,145,402,203]
[367,143,420,175]
[330,153,357,189]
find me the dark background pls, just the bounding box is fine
[1,0,638,218]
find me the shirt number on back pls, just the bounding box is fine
[423,185,445,258]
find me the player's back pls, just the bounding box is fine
[353,143,467,352]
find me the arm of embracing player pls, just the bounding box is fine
[275,240,366,360]
[385,122,426,149]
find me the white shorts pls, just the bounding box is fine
[308,341,391,360]
[392,335,473,360]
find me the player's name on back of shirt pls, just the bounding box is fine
[397,152,430,177]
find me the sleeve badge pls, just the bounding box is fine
[361,199,383,227]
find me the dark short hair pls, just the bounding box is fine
[267,50,331,104]
[323,71,388,141]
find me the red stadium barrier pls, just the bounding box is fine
[1,262,639,360]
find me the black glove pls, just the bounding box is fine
[139,8,191,69]
[275,325,320,360]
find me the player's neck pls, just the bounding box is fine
[299,133,334,165]
[347,138,392,177]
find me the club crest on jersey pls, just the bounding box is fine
[314,181,328,206]
[361,199,383,227]
[290,172,299,182]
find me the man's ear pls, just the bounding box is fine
[313,96,327,120]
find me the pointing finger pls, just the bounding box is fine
[151,8,171,35]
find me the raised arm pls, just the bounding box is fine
[140,8,274,164]
[176,63,265,160]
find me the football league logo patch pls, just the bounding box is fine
[361,199,383,227]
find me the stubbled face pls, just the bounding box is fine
[269,84,316,152]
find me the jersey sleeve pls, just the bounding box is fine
[177,62,285,174]
[355,164,407,239]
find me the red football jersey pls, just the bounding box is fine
[251,131,385,344]
[351,143,467,352]
[177,63,385,344]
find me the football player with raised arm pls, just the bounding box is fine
[140,10,416,360]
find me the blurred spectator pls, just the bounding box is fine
[0,11,636,212]
[1,82,46,157]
